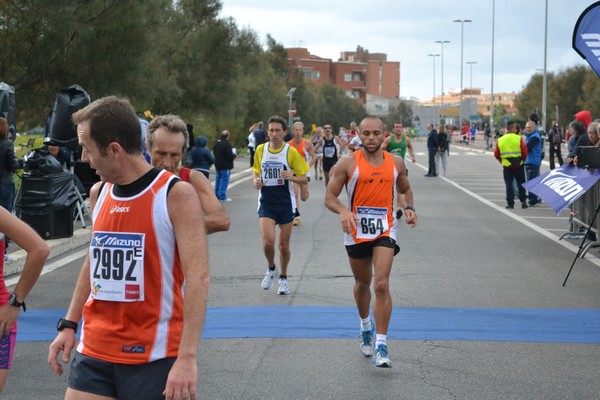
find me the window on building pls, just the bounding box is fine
[344,73,352,81]
[352,73,362,81]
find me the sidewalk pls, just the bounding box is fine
[3,157,253,278]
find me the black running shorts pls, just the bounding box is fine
[68,351,176,399]
[345,236,400,259]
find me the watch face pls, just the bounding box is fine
[8,294,19,306]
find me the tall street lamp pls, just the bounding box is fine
[428,54,440,123]
[490,0,496,129]
[454,19,472,126]
[287,87,296,131]
[466,61,477,89]
[435,40,450,123]
[542,0,548,132]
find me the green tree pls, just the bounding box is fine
[384,101,413,128]
[580,70,600,120]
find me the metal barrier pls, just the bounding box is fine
[573,181,600,233]
[564,181,600,257]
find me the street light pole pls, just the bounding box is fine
[490,0,495,129]
[287,87,296,131]
[466,61,477,89]
[542,0,548,133]
[454,19,472,127]
[428,54,440,124]
[435,40,450,123]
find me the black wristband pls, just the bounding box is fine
[57,318,78,333]
[404,205,416,212]
[7,293,26,312]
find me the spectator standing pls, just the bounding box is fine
[213,130,236,202]
[435,125,449,177]
[470,123,477,144]
[0,118,18,214]
[575,110,592,129]
[461,123,469,144]
[484,123,492,149]
[548,121,564,170]
[494,121,529,209]
[248,123,257,167]
[253,121,267,148]
[190,136,214,179]
[523,121,543,206]
[425,123,438,177]
[566,120,590,165]
[573,122,599,167]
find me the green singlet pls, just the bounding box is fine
[388,134,407,159]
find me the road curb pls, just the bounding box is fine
[4,166,253,279]
[4,228,92,278]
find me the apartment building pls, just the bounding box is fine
[287,45,400,105]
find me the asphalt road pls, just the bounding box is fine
[4,140,600,399]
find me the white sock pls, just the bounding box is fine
[360,317,371,331]
[375,334,387,347]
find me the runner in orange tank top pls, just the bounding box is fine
[325,116,417,369]
[288,121,316,226]
[48,97,210,400]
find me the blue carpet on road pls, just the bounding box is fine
[17,306,600,343]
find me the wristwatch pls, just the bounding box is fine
[57,318,78,333]
[404,205,416,212]
[7,293,26,312]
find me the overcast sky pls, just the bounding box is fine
[219,0,594,101]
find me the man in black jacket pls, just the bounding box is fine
[213,130,236,202]
[425,123,438,177]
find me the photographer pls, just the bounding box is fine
[548,121,564,170]
[0,118,18,214]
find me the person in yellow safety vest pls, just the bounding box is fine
[494,121,529,209]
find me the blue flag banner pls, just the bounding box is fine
[573,1,600,77]
[522,165,600,214]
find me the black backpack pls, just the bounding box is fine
[552,126,562,145]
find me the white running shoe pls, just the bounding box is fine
[359,321,375,357]
[261,268,279,290]
[372,344,392,368]
[277,278,290,295]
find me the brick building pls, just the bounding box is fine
[287,45,400,105]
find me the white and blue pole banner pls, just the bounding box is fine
[573,1,600,77]
[522,165,600,214]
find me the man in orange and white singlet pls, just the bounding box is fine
[325,116,417,369]
[145,114,230,234]
[48,97,210,400]
[288,121,316,226]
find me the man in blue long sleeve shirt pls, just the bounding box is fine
[523,121,543,206]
